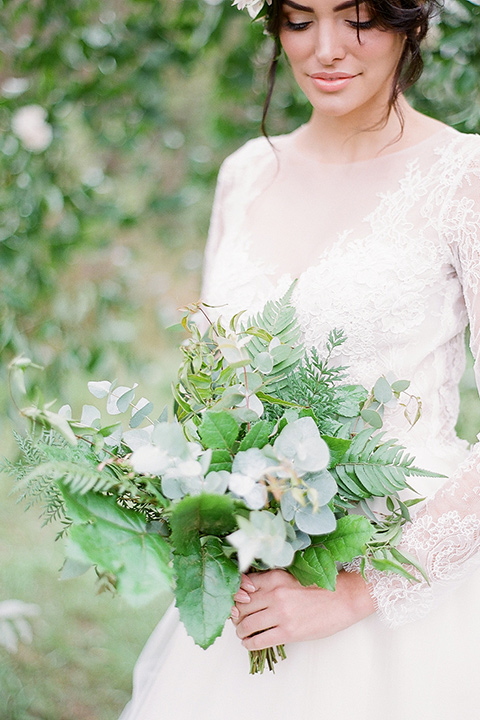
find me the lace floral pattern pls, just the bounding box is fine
[202,127,480,627]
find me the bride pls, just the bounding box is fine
[120,0,480,717]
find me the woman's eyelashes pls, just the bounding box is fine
[282,16,375,32]
[283,17,312,31]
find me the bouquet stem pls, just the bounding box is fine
[249,644,287,674]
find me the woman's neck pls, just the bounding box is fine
[294,99,445,165]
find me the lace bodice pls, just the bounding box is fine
[201,125,480,627]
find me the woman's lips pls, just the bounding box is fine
[310,73,357,92]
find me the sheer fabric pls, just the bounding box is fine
[120,127,480,720]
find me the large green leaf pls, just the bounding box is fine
[170,494,238,555]
[174,537,241,649]
[289,545,337,591]
[198,411,239,450]
[60,486,173,605]
[316,515,373,563]
[239,420,273,451]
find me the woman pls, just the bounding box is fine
[120,1,480,717]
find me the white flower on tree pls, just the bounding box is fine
[231,0,272,18]
[11,105,53,152]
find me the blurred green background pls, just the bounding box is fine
[1,0,480,717]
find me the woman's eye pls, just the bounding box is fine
[282,16,312,31]
[345,19,375,30]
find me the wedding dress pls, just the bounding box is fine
[120,125,480,720]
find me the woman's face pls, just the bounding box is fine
[279,0,405,123]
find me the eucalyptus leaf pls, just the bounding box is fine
[360,409,383,429]
[373,377,393,404]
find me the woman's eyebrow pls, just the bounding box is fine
[283,0,363,11]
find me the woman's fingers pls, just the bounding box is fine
[233,588,251,603]
[242,626,284,652]
[235,607,277,641]
[239,574,256,593]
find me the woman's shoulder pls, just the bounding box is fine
[436,126,480,166]
[219,134,279,176]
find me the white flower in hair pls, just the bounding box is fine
[232,0,272,19]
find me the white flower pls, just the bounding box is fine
[229,472,267,509]
[228,448,273,509]
[232,0,271,18]
[274,417,330,475]
[227,511,294,571]
[11,105,53,152]
[130,445,170,475]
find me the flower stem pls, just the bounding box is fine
[249,644,287,674]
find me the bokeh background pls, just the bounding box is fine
[1,0,480,717]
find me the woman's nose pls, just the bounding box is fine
[314,22,347,65]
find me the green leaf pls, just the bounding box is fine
[322,435,351,466]
[174,537,241,649]
[373,377,393,404]
[208,449,233,473]
[117,387,136,413]
[289,545,337,591]
[360,409,383,429]
[60,486,173,605]
[130,401,154,428]
[334,385,368,417]
[369,557,419,581]
[198,411,239,450]
[239,421,273,451]
[391,379,410,393]
[317,515,373,563]
[170,494,238,555]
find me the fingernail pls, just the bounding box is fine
[244,581,256,592]
[231,606,239,619]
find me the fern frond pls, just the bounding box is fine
[243,283,304,387]
[333,430,443,502]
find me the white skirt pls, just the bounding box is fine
[119,567,480,720]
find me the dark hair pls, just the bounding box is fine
[261,0,440,136]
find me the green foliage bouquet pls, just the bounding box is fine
[7,287,439,673]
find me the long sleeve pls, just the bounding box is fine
[363,142,480,628]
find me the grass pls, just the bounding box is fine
[0,456,170,720]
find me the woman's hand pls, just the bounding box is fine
[231,569,374,651]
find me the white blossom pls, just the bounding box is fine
[274,416,330,475]
[11,105,53,152]
[228,511,294,571]
[232,0,271,18]
[130,445,170,475]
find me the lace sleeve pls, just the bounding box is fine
[200,158,232,300]
[360,140,480,628]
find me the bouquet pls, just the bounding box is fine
[6,286,439,673]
